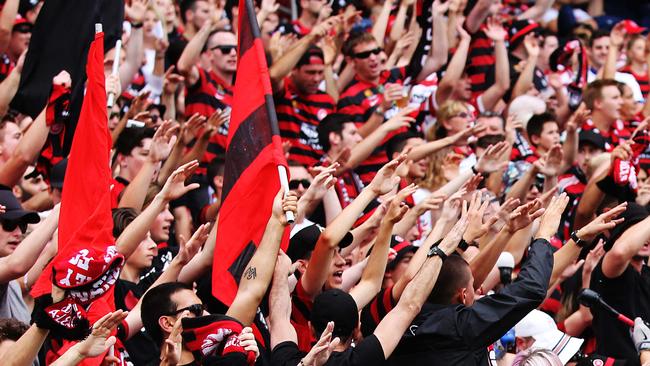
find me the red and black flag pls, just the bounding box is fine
[211,0,288,306]
[10,0,122,177]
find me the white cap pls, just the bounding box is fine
[514,310,584,364]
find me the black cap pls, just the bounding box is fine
[509,19,542,49]
[286,224,353,262]
[296,46,324,68]
[606,202,649,250]
[578,130,607,151]
[310,289,359,339]
[50,158,68,190]
[388,236,417,270]
[0,189,40,224]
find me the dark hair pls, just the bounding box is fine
[0,318,29,342]
[588,29,610,48]
[342,33,377,57]
[142,282,194,345]
[207,156,226,191]
[203,29,236,53]
[583,79,619,110]
[113,127,155,158]
[317,114,351,152]
[386,131,420,160]
[180,0,207,23]
[112,208,138,239]
[526,112,557,146]
[477,111,506,130]
[427,254,471,305]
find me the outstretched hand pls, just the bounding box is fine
[159,160,201,202]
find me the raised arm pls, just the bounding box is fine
[176,19,213,87]
[516,0,554,21]
[465,0,496,34]
[115,161,200,258]
[0,106,48,187]
[371,0,394,47]
[480,18,510,111]
[603,22,625,80]
[436,21,471,106]
[511,34,540,99]
[0,205,59,284]
[269,251,297,349]
[301,156,405,298]
[118,122,177,210]
[349,186,413,309]
[120,0,146,89]
[561,106,589,173]
[602,211,650,279]
[416,0,449,81]
[0,0,18,54]
[0,52,23,117]
[226,190,297,326]
[373,215,468,358]
[269,17,338,91]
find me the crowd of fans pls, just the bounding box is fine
[2,0,650,365]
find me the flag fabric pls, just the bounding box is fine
[211,0,288,306]
[10,0,122,175]
[32,30,114,300]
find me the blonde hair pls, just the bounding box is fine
[435,100,469,139]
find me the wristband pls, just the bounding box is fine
[131,22,143,28]
[427,245,448,261]
[458,239,469,251]
[570,230,589,248]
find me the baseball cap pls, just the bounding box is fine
[509,19,542,49]
[0,188,40,224]
[311,289,359,339]
[296,46,324,68]
[578,130,607,151]
[286,224,354,262]
[49,158,68,190]
[622,20,647,35]
[514,310,584,364]
[12,16,31,33]
[388,236,417,270]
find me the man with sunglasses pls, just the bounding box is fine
[0,189,57,329]
[177,17,237,158]
[0,17,30,83]
[270,17,339,167]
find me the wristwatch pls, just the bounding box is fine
[427,245,448,261]
[131,21,143,28]
[570,230,589,248]
[373,105,384,116]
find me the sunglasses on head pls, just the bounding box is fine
[289,179,311,190]
[211,45,237,54]
[352,47,382,59]
[167,303,205,317]
[1,220,28,234]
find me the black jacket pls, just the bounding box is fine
[387,238,554,366]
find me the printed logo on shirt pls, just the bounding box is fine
[317,108,327,121]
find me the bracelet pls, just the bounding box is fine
[427,245,448,261]
[373,106,384,116]
[570,230,590,248]
[131,21,143,28]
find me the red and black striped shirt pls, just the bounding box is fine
[467,29,496,94]
[185,67,233,172]
[360,285,396,337]
[580,118,631,152]
[276,77,334,166]
[337,67,407,184]
[620,65,649,99]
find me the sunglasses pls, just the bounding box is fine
[1,220,28,234]
[352,47,382,59]
[167,303,205,317]
[289,179,311,190]
[210,45,237,54]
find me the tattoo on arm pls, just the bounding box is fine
[244,266,257,280]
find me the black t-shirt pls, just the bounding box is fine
[114,271,162,366]
[271,335,386,366]
[590,261,650,362]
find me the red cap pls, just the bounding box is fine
[623,20,646,35]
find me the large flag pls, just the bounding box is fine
[211,0,288,306]
[10,0,122,176]
[32,30,114,301]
